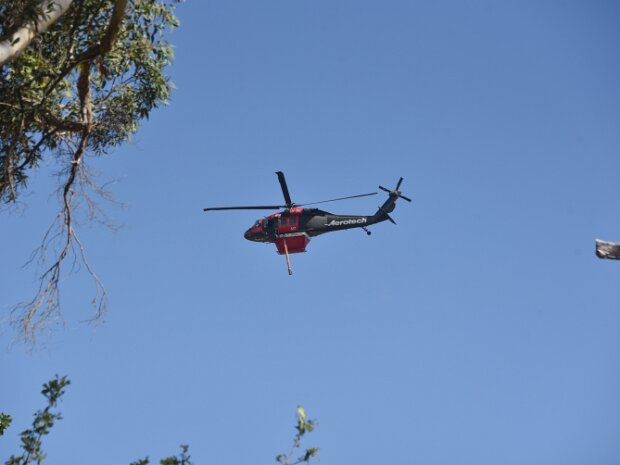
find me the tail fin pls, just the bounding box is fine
[371,177,411,225]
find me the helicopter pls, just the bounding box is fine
[203,172,411,275]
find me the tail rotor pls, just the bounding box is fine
[379,177,412,203]
[372,177,411,226]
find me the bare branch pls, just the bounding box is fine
[12,60,107,345]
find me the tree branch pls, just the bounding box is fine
[13,61,106,345]
[596,239,620,260]
[4,0,179,344]
[42,0,128,106]
[37,112,89,132]
[0,0,74,66]
[74,0,127,62]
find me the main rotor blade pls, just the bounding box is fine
[395,177,404,190]
[276,171,293,208]
[298,192,378,206]
[203,205,285,212]
[399,194,412,202]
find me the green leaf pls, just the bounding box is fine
[0,412,12,435]
[303,447,319,462]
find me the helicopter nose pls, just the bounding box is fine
[244,229,251,240]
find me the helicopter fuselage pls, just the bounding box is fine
[243,207,375,243]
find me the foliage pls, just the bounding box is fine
[0,0,180,344]
[130,445,193,465]
[131,444,194,465]
[275,406,319,465]
[3,376,194,465]
[4,377,320,465]
[0,1,50,40]
[0,413,12,436]
[5,375,69,465]
[0,0,179,202]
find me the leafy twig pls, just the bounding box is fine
[275,406,319,465]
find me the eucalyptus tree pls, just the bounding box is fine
[0,0,180,344]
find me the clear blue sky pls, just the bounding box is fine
[2,1,620,464]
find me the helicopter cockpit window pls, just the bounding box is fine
[289,217,297,224]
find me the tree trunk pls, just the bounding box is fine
[0,0,74,66]
[595,239,620,260]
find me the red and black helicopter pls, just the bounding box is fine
[203,172,411,274]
